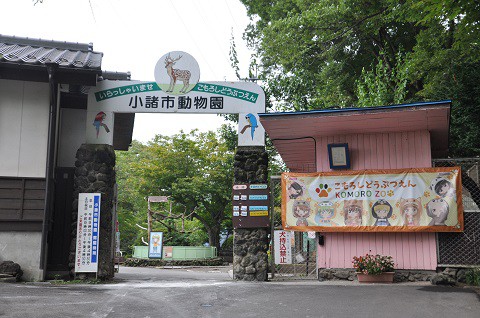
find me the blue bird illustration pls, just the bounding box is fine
[240,113,258,140]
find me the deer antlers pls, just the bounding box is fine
[165,53,183,64]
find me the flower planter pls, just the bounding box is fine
[356,272,394,283]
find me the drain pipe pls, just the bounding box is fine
[40,63,58,273]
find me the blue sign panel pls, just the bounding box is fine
[249,195,268,200]
[250,184,268,190]
[91,195,100,263]
[249,206,269,211]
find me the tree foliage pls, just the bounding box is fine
[241,0,480,155]
[116,130,234,254]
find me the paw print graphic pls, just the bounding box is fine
[315,184,330,198]
[387,190,394,197]
[424,190,430,197]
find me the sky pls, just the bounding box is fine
[1,0,254,143]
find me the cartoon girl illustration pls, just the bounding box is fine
[151,234,161,253]
[93,111,110,138]
[371,199,393,226]
[288,181,304,199]
[315,206,338,226]
[426,198,449,226]
[400,197,422,226]
[431,176,456,199]
[343,200,363,226]
[292,200,311,226]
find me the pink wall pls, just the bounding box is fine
[316,130,438,270]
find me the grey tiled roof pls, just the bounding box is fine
[0,34,103,69]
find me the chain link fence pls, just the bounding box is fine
[433,158,480,266]
[269,176,317,280]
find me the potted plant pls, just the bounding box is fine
[352,254,395,283]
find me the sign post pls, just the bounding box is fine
[75,193,101,276]
[232,183,270,228]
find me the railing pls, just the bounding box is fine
[132,246,217,260]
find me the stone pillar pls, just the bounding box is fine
[233,146,269,281]
[70,144,116,279]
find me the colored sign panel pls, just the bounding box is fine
[250,211,269,217]
[233,184,248,190]
[274,230,293,264]
[283,167,464,232]
[249,206,269,211]
[75,193,101,273]
[232,183,270,228]
[250,184,268,189]
[249,195,268,200]
[148,231,164,259]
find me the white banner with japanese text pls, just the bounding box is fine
[274,230,293,264]
[75,193,101,273]
[86,80,265,146]
[282,167,463,232]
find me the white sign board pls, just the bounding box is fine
[86,80,266,146]
[274,230,293,265]
[75,193,101,273]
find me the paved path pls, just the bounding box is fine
[0,266,478,318]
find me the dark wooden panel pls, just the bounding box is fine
[0,179,23,188]
[113,113,135,151]
[0,189,22,199]
[24,189,45,200]
[0,199,22,209]
[22,209,45,221]
[0,210,20,219]
[25,180,46,190]
[23,200,44,210]
[0,221,42,231]
[0,177,46,230]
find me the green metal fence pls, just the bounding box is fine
[132,246,217,260]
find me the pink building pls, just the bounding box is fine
[259,101,452,270]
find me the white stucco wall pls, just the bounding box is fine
[0,79,49,177]
[0,232,44,281]
[57,108,87,167]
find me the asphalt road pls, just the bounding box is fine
[0,266,478,318]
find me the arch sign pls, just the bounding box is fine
[86,51,265,146]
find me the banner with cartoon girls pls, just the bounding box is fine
[282,167,464,232]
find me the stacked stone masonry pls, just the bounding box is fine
[69,144,116,280]
[233,147,269,281]
[318,267,472,285]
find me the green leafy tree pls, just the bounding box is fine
[116,130,234,251]
[240,0,480,155]
[356,51,409,107]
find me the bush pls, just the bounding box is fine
[352,254,395,275]
[124,257,225,267]
[466,268,480,286]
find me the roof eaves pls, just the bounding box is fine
[0,34,93,51]
[259,100,452,118]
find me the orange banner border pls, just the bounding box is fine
[281,167,464,232]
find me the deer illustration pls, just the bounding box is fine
[164,54,191,93]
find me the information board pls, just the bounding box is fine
[232,184,270,228]
[75,193,101,273]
